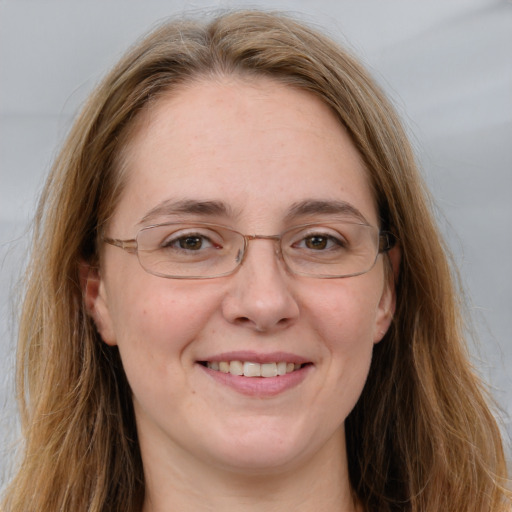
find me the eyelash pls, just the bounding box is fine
[162,232,218,250]
[161,229,348,252]
[292,228,348,249]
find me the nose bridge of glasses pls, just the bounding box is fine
[245,234,281,242]
[238,234,283,263]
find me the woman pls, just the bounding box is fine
[2,10,510,512]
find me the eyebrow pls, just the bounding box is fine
[139,198,369,226]
[285,199,369,224]
[138,199,236,225]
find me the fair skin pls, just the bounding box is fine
[86,77,396,512]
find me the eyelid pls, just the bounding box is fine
[288,228,346,247]
[142,221,234,233]
[292,224,345,233]
[286,224,350,239]
[159,226,224,245]
[164,226,221,236]
[141,221,372,242]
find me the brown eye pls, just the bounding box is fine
[161,232,216,251]
[178,236,204,250]
[290,228,347,254]
[305,236,329,250]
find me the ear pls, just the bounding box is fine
[373,245,400,343]
[80,262,117,346]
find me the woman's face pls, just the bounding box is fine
[88,77,395,475]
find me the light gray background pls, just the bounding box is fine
[1,0,511,485]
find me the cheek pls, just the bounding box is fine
[305,275,383,389]
[309,276,382,347]
[105,279,225,423]
[105,277,221,373]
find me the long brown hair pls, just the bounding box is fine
[3,10,510,512]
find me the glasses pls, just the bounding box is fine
[103,221,395,279]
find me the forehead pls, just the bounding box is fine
[112,77,377,231]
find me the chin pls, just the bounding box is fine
[212,447,307,475]
[201,419,329,475]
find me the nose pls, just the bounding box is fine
[221,238,300,332]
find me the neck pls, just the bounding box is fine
[141,428,360,512]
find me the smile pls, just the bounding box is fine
[201,361,304,377]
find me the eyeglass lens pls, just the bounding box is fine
[133,222,381,279]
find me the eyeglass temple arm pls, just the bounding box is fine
[379,231,397,253]
[103,237,138,253]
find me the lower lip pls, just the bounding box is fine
[198,364,312,397]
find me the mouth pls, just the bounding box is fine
[198,360,309,377]
[197,354,313,396]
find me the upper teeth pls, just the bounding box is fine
[206,361,302,377]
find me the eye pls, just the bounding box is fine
[302,235,339,250]
[177,235,209,251]
[161,230,220,251]
[294,231,347,251]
